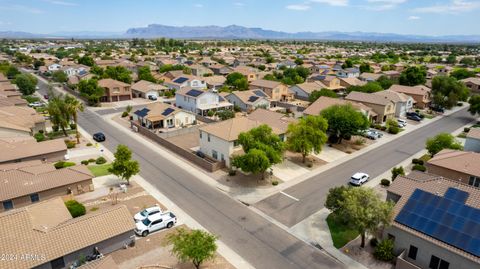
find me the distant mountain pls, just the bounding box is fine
[1,24,480,43]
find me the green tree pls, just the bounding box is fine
[104,66,132,84]
[64,95,84,143]
[399,66,426,86]
[33,59,45,70]
[320,104,370,144]
[460,57,475,67]
[446,54,457,64]
[309,88,337,102]
[324,185,349,212]
[347,82,383,93]
[78,56,95,67]
[431,76,469,109]
[52,70,68,83]
[450,68,476,80]
[166,228,218,269]
[47,93,70,136]
[294,58,304,65]
[377,75,395,90]
[287,115,328,163]
[391,166,405,181]
[325,187,393,248]
[426,133,463,156]
[14,73,37,95]
[137,66,157,83]
[468,94,480,116]
[108,145,140,185]
[359,63,373,73]
[226,72,248,90]
[216,110,235,121]
[342,59,353,69]
[78,79,105,106]
[6,66,20,79]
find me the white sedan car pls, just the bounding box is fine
[133,206,162,222]
[349,172,370,186]
[135,212,177,237]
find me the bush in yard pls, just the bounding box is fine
[65,200,86,218]
[54,161,76,169]
[52,125,59,132]
[65,140,76,149]
[34,132,45,142]
[272,180,279,186]
[380,179,391,187]
[96,156,107,164]
[81,160,89,165]
[374,239,394,261]
[412,158,424,165]
[412,164,426,172]
[391,166,405,181]
[380,126,387,131]
[88,158,96,163]
[69,123,77,130]
[464,127,470,133]
[121,111,129,118]
[86,142,93,146]
[388,126,400,134]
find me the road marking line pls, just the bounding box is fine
[280,191,299,202]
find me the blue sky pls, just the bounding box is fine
[0,0,479,35]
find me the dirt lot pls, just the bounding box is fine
[165,131,200,151]
[213,168,282,188]
[331,135,374,154]
[285,151,327,170]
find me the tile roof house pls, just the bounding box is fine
[77,256,119,269]
[389,85,432,109]
[426,149,480,188]
[460,77,480,94]
[0,137,67,164]
[345,91,396,123]
[249,79,293,102]
[133,102,196,131]
[163,75,207,91]
[98,79,132,102]
[0,162,93,212]
[374,90,414,117]
[385,173,480,269]
[359,72,383,82]
[303,96,377,121]
[189,64,214,77]
[131,80,168,99]
[0,106,46,138]
[464,128,480,153]
[289,81,328,100]
[339,77,367,88]
[175,88,233,116]
[232,66,259,82]
[225,89,271,112]
[0,198,134,269]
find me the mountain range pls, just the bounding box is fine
[1,24,480,43]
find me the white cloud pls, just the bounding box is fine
[413,0,480,14]
[0,4,43,14]
[311,0,349,6]
[364,0,407,10]
[194,3,203,8]
[286,4,311,10]
[43,0,78,6]
[408,15,420,20]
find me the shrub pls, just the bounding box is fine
[54,161,76,169]
[374,239,394,261]
[380,126,387,131]
[65,140,76,149]
[121,111,129,118]
[412,164,426,172]
[412,158,424,165]
[464,127,471,133]
[69,123,77,130]
[65,200,86,218]
[95,156,107,164]
[370,238,379,248]
[391,166,405,181]
[354,138,365,146]
[88,158,96,163]
[388,126,400,134]
[228,170,236,176]
[380,179,391,187]
[81,160,89,165]
[52,125,59,132]
[86,142,93,146]
[272,180,279,186]
[34,132,46,142]
[207,110,215,117]
[307,162,313,168]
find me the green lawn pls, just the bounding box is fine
[88,163,112,177]
[326,213,360,249]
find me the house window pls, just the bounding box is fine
[221,154,225,161]
[199,131,202,139]
[50,257,65,269]
[212,150,218,160]
[30,193,40,203]
[2,200,13,210]
[469,176,480,187]
[184,96,187,102]
[429,255,449,269]
[408,245,418,260]
[208,134,210,142]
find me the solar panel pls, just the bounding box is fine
[186,89,204,97]
[173,77,189,84]
[248,96,259,103]
[134,108,150,117]
[253,90,268,97]
[162,108,175,116]
[395,188,480,257]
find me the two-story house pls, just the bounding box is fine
[164,75,207,91]
[98,78,132,102]
[337,68,360,78]
[345,91,396,123]
[374,90,414,117]
[289,81,328,100]
[426,149,480,188]
[175,88,233,116]
[249,79,293,102]
[460,77,480,94]
[389,85,432,109]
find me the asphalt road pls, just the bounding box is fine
[255,107,475,227]
[34,77,344,269]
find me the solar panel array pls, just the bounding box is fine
[173,77,189,84]
[134,108,150,117]
[186,89,204,97]
[248,96,259,103]
[395,188,480,257]
[162,108,175,116]
[253,90,268,97]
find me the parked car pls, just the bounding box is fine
[134,206,163,222]
[28,101,44,108]
[349,172,370,186]
[135,212,177,237]
[406,112,424,119]
[92,132,106,142]
[148,95,157,101]
[397,119,407,128]
[429,105,445,113]
[407,114,422,122]
[364,129,383,140]
[43,94,49,100]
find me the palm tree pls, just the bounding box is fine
[47,94,69,137]
[64,95,84,143]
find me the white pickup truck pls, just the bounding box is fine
[135,212,177,237]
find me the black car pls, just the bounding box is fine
[429,105,445,113]
[407,114,422,122]
[93,132,106,142]
[406,112,424,119]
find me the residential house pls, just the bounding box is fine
[225,90,270,112]
[337,68,360,78]
[277,60,296,69]
[131,80,167,99]
[339,77,367,88]
[199,57,217,67]
[385,172,480,269]
[464,128,480,153]
[382,70,401,80]
[133,102,195,130]
[0,197,134,269]
[189,64,214,77]
[303,96,377,122]
[203,75,226,89]
[345,91,396,123]
[289,81,328,100]
[0,138,67,164]
[233,66,259,82]
[209,64,233,76]
[374,90,414,117]
[426,149,480,188]
[162,70,186,81]
[249,79,293,102]
[48,63,62,72]
[359,72,383,82]
[77,256,119,269]
[62,65,89,77]
[311,75,343,91]
[175,88,233,116]
[389,85,432,109]
[0,162,93,212]
[98,79,132,102]
[0,106,46,138]
[163,75,207,91]
[460,77,480,94]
